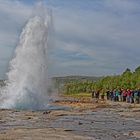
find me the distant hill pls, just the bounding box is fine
[52,75,103,85]
[53,75,101,80]
[51,76,103,94]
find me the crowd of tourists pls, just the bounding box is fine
[92,89,140,104]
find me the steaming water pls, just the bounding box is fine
[0,3,50,110]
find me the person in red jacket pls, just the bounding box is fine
[122,89,127,102]
[126,89,131,103]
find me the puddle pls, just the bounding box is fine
[45,104,71,111]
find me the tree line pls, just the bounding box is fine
[63,66,140,95]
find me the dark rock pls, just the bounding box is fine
[78,121,83,125]
[43,111,51,115]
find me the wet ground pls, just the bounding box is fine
[51,106,140,140]
[0,101,140,140]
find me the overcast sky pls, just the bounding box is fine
[0,0,140,79]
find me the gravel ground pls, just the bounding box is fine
[0,100,139,140]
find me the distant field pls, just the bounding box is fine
[63,92,91,97]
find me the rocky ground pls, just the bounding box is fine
[0,97,140,140]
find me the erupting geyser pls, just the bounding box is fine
[0,2,51,109]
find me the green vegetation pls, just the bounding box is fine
[55,66,140,95]
[52,76,102,94]
[63,92,91,97]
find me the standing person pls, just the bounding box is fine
[138,88,140,104]
[122,89,127,102]
[135,89,140,104]
[110,90,114,101]
[95,90,100,103]
[130,89,134,103]
[118,89,122,102]
[106,90,110,100]
[115,89,119,102]
[113,89,116,101]
[134,90,138,104]
[120,88,124,102]
[126,89,131,103]
[91,90,96,103]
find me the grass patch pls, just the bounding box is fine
[64,92,91,97]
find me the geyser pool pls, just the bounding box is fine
[0,2,50,110]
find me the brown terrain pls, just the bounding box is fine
[0,96,140,140]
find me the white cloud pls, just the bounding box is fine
[0,0,32,45]
[0,0,32,78]
[1,0,140,78]
[48,0,140,76]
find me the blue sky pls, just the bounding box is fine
[0,0,140,79]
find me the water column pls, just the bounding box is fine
[0,2,50,109]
